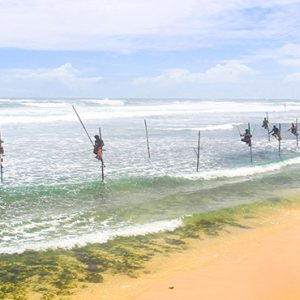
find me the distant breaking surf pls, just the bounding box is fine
[160,123,242,132]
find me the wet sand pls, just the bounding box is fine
[73,206,300,300]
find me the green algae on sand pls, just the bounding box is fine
[0,196,294,299]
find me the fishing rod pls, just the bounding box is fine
[72,105,106,182]
[236,125,242,136]
[251,125,257,136]
[72,105,94,146]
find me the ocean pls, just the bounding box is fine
[1,98,300,254]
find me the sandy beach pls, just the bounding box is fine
[72,204,300,300]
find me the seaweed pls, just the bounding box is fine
[0,196,294,299]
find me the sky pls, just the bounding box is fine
[1,0,300,99]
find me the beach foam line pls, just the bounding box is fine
[0,218,183,254]
[174,156,300,181]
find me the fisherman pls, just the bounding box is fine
[269,125,282,140]
[261,117,269,130]
[240,129,252,147]
[288,122,298,136]
[94,135,104,163]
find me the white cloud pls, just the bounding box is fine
[0,63,102,87]
[278,59,300,66]
[0,63,103,97]
[249,43,300,63]
[277,44,300,57]
[285,72,300,81]
[133,61,255,86]
[0,0,300,51]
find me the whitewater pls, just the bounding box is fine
[1,98,300,254]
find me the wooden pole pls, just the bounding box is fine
[99,127,102,139]
[72,105,94,146]
[144,119,150,159]
[279,123,281,156]
[196,131,201,172]
[248,123,253,164]
[296,119,299,148]
[0,132,3,183]
[99,127,104,182]
[266,112,270,142]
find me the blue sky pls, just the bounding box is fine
[1,0,300,99]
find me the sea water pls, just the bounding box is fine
[1,98,300,254]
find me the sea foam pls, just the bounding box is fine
[0,218,182,254]
[177,156,300,181]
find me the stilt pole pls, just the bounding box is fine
[196,131,201,172]
[296,119,299,148]
[279,123,281,156]
[266,112,270,142]
[248,123,253,164]
[99,128,104,182]
[144,119,151,159]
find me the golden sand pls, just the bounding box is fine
[71,206,300,300]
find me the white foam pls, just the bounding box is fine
[0,218,182,254]
[90,99,125,106]
[1,99,300,125]
[159,100,300,114]
[0,114,76,124]
[176,156,300,181]
[161,123,242,132]
[0,98,12,103]
[22,102,68,108]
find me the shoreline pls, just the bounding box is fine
[71,196,300,300]
[1,195,300,299]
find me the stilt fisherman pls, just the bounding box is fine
[94,135,104,164]
[261,117,269,130]
[269,125,282,140]
[288,122,298,136]
[240,128,252,147]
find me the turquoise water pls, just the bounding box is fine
[1,98,300,253]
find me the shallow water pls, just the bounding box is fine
[1,98,300,253]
